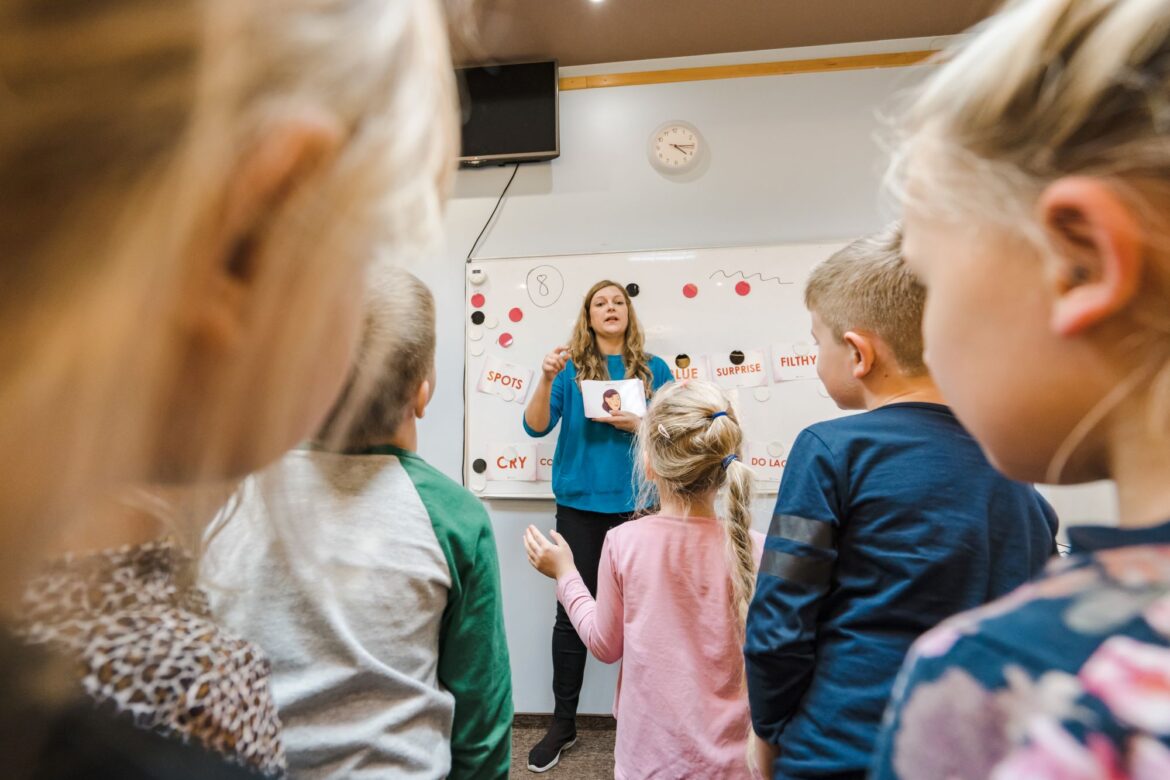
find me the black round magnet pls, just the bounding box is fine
[472,458,487,474]
[470,310,485,325]
[730,350,745,365]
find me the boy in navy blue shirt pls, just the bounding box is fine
[744,224,1058,780]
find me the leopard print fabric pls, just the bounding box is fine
[18,540,286,777]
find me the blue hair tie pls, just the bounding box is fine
[710,411,728,420]
[721,454,738,470]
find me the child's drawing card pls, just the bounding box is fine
[476,355,534,404]
[746,441,787,483]
[581,379,647,419]
[771,341,819,382]
[486,442,537,481]
[671,354,710,382]
[536,443,555,482]
[711,349,768,389]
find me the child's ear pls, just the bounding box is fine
[186,109,344,352]
[413,379,432,420]
[1037,177,1144,337]
[842,331,875,379]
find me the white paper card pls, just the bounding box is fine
[771,341,819,382]
[486,442,537,481]
[711,349,768,389]
[581,379,648,419]
[476,355,534,404]
[746,441,787,483]
[536,443,555,482]
[671,354,710,382]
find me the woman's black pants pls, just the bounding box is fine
[550,503,631,722]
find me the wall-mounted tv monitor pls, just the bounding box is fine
[457,60,559,167]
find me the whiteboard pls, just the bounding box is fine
[463,244,853,499]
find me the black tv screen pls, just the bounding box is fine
[457,61,559,166]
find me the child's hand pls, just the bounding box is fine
[523,525,576,580]
[541,346,570,381]
[594,409,640,432]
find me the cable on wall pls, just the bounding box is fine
[465,163,521,262]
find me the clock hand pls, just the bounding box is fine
[670,143,696,154]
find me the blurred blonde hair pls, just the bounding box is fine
[636,381,757,637]
[889,0,1170,429]
[0,0,457,593]
[805,223,927,375]
[569,279,655,396]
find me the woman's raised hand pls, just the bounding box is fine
[541,345,570,381]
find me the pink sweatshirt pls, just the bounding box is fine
[556,513,765,780]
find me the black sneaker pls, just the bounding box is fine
[526,718,577,773]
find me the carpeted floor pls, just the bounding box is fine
[510,715,616,779]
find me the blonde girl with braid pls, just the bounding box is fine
[525,380,763,778]
[523,279,672,771]
[870,0,1170,777]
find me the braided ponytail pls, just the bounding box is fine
[636,381,758,635]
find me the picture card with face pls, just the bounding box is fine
[486,442,537,481]
[745,441,787,483]
[671,354,710,382]
[711,348,768,389]
[771,341,818,382]
[536,442,555,482]
[581,379,648,419]
[476,354,534,404]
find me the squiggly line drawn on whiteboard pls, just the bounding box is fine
[708,269,794,286]
[526,265,565,308]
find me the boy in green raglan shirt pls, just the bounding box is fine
[203,272,512,779]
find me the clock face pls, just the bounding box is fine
[650,123,701,172]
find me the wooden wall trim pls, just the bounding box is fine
[558,50,934,91]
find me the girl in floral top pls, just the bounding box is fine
[872,0,1170,777]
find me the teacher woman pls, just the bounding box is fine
[522,279,673,772]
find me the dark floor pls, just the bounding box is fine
[510,715,616,779]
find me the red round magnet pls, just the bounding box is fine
[470,293,485,308]
[498,333,514,348]
[682,283,698,299]
[508,307,523,322]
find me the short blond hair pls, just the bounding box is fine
[804,223,926,375]
[318,271,436,450]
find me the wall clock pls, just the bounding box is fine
[648,120,704,174]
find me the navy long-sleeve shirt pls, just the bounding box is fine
[743,402,1058,780]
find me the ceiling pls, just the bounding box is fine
[452,0,1000,68]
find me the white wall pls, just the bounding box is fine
[412,43,1118,714]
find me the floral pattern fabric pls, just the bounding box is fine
[871,521,1170,780]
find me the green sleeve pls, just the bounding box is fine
[398,454,513,780]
